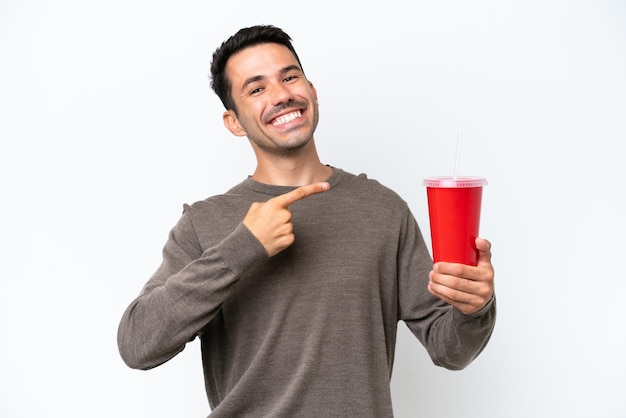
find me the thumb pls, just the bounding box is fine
[475,237,492,266]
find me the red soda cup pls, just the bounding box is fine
[423,176,488,266]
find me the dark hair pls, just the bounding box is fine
[210,25,304,112]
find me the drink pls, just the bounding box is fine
[423,176,487,265]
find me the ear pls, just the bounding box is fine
[309,81,318,101]
[223,110,247,137]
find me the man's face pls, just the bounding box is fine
[223,43,319,156]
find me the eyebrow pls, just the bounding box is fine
[240,65,303,93]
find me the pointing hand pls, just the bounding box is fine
[243,182,330,256]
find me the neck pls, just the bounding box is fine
[250,141,332,186]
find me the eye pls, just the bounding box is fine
[246,84,266,96]
[283,74,300,83]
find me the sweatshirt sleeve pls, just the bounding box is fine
[117,208,267,370]
[397,208,496,370]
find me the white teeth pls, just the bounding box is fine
[272,110,301,126]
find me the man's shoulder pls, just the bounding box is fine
[329,168,409,217]
[181,179,252,215]
[336,168,405,202]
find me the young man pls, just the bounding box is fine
[118,25,496,417]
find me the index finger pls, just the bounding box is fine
[272,182,330,208]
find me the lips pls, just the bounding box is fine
[270,110,302,126]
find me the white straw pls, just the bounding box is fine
[453,130,462,180]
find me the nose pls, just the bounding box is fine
[270,81,294,106]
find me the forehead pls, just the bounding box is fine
[226,43,301,86]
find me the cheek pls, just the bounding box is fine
[246,103,269,125]
[236,107,259,126]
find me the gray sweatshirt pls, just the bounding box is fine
[118,168,496,417]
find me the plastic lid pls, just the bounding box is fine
[423,176,488,188]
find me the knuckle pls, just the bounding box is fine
[278,234,295,248]
[447,288,462,302]
[450,264,464,277]
[294,190,306,201]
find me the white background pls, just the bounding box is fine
[1,1,625,417]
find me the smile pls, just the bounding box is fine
[271,110,302,126]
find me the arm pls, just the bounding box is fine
[117,211,266,370]
[398,211,496,370]
[117,183,330,370]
